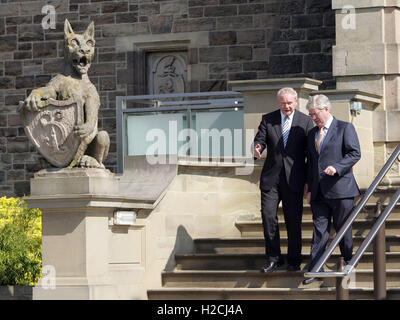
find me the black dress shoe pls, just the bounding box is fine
[287,264,300,271]
[302,277,322,285]
[261,261,282,273]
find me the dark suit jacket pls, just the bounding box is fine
[254,109,314,193]
[307,117,361,200]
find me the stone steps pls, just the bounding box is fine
[194,235,400,254]
[174,252,400,270]
[147,190,400,300]
[147,287,400,300]
[160,269,400,289]
[235,218,400,237]
[249,204,400,221]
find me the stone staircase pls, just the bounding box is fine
[148,199,400,300]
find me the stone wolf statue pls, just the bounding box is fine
[21,19,109,169]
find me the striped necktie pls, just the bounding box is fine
[282,115,290,148]
[315,126,325,154]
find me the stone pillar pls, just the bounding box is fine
[25,168,147,300]
[332,0,400,181]
[310,89,381,188]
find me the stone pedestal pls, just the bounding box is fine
[25,168,147,300]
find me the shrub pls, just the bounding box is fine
[0,197,42,286]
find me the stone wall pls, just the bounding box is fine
[0,0,335,197]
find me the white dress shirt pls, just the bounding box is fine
[280,109,295,130]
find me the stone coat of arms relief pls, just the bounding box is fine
[19,19,109,169]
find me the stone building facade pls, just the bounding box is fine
[0,0,335,197]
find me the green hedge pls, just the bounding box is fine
[0,197,42,285]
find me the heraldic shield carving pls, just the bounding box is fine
[20,98,83,168]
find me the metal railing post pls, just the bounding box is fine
[373,201,387,300]
[336,257,349,300]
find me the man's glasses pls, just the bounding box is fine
[309,109,324,118]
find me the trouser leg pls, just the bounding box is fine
[331,198,354,262]
[260,186,281,263]
[280,179,303,266]
[309,199,331,271]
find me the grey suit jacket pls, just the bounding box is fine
[254,109,314,193]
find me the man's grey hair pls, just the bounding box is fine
[306,94,331,111]
[277,87,298,100]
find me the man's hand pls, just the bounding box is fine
[254,144,262,159]
[323,165,337,176]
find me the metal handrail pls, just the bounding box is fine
[305,143,400,278]
[122,103,244,114]
[117,91,243,101]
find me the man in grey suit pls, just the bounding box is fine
[253,87,314,272]
[303,94,361,285]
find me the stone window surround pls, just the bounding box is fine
[114,32,209,95]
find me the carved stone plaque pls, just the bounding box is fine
[20,98,83,167]
[147,52,187,95]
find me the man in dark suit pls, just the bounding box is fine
[253,87,314,273]
[303,94,361,285]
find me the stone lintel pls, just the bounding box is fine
[115,32,209,52]
[133,39,191,51]
[229,78,322,94]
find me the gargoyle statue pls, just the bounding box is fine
[21,19,109,169]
